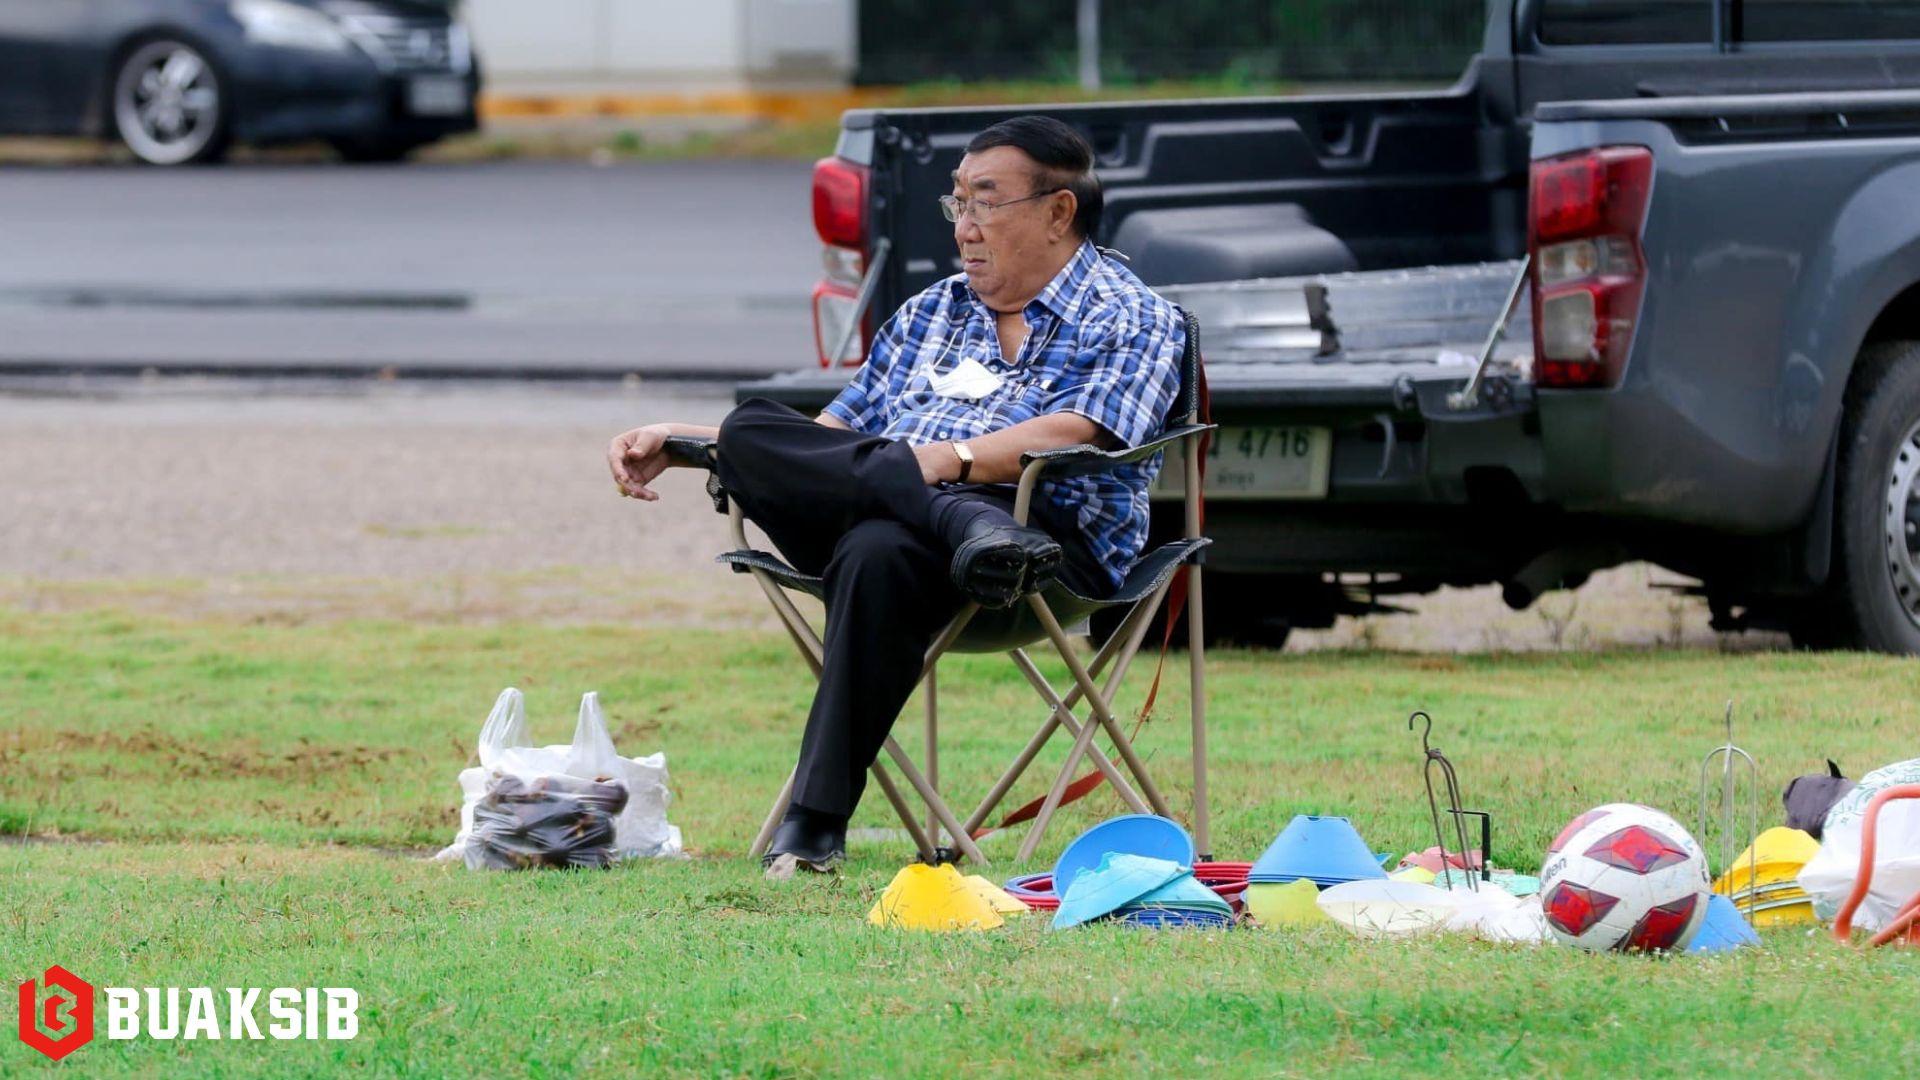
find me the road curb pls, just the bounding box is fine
[479,88,888,124]
[0,359,787,384]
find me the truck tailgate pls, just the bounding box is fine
[739,259,1533,412]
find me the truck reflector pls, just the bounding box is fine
[812,280,863,367]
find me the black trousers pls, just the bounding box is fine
[714,397,1110,817]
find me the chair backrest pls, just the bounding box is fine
[953,311,1206,654]
[1168,308,1204,429]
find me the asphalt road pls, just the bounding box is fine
[0,160,820,377]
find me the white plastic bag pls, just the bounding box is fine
[1444,888,1551,944]
[1799,756,1920,930]
[435,688,685,864]
[1316,880,1461,939]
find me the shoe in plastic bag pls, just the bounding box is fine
[466,773,628,871]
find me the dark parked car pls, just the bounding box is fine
[0,0,479,164]
[751,0,1920,654]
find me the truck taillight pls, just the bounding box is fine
[812,156,867,249]
[1528,146,1653,389]
[811,155,872,366]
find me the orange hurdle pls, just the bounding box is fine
[1831,783,1920,948]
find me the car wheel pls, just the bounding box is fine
[112,39,229,165]
[1797,340,1920,653]
[329,137,428,164]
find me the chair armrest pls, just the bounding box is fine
[658,435,727,513]
[663,435,718,471]
[1017,424,1216,478]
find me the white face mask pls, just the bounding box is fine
[929,356,1003,401]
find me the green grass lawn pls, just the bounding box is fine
[5,606,1919,1076]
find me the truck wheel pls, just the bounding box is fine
[1799,340,1920,654]
[1086,575,1294,651]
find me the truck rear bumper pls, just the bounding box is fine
[735,364,1552,574]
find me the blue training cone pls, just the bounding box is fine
[1126,872,1234,916]
[1248,815,1388,884]
[1688,893,1761,954]
[1051,814,1194,896]
[1052,853,1188,930]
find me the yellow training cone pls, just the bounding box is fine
[1714,827,1820,894]
[1244,879,1328,927]
[1751,902,1816,929]
[1389,865,1438,885]
[961,874,1029,915]
[867,863,1006,932]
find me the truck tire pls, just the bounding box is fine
[1086,574,1295,651]
[1797,340,1920,654]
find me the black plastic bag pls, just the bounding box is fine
[1783,760,1855,840]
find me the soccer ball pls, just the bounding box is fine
[1538,803,1711,953]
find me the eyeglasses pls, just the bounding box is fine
[939,189,1064,224]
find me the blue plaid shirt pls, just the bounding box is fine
[824,240,1185,592]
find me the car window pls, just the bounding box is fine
[1737,0,1920,41]
[1540,0,1713,43]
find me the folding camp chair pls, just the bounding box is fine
[663,310,1215,865]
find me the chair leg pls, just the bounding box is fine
[746,569,825,861]
[924,664,939,847]
[921,603,978,677]
[1015,602,1192,862]
[1181,427,1211,858]
[1027,594,1173,818]
[1002,650,1148,812]
[749,767,797,859]
[964,711,1066,839]
[871,761,937,863]
[753,571,824,676]
[748,762,937,863]
[882,737,986,864]
[746,570,985,864]
[1185,561,1211,858]
[961,585,1169,834]
[1014,682,1115,862]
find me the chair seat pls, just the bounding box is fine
[717,537,1209,653]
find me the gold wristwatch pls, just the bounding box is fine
[951,441,974,483]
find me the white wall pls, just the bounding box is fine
[466,0,853,88]
[605,1,742,80]
[741,0,857,79]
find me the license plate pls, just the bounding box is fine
[407,76,467,116]
[1151,426,1331,500]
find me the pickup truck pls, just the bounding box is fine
[739,0,1920,654]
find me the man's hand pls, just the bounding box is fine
[913,441,962,486]
[608,423,672,501]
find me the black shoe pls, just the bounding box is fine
[950,523,1062,608]
[761,807,846,877]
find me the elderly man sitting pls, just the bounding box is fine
[607,115,1185,877]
